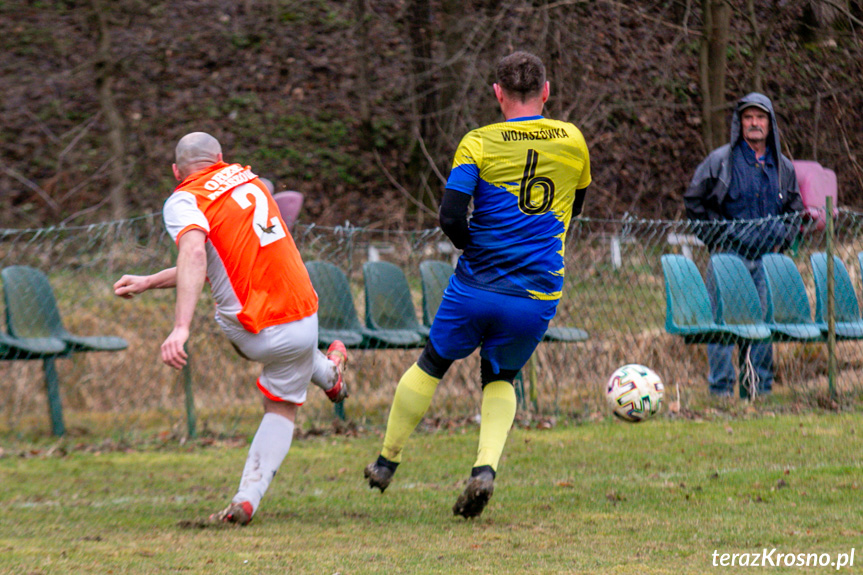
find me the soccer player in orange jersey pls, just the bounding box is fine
[113,132,348,525]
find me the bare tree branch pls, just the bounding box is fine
[59,194,113,227]
[2,167,61,212]
[534,0,703,35]
[373,150,437,217]
[415,131,447,188]
[57,113,101,174]
[819,0,863,27]
[58,156,116,204]
[22,108,60,143]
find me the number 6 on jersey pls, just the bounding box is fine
[519,148,555,215]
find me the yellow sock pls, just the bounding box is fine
[474,380,517,471]
[381,363,440,463]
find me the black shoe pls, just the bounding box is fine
[364,455,398,492]
[453,467,495,519]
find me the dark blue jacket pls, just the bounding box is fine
[684,93,804,258]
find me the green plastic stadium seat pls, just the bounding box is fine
[1,265,128,437]
[418,259,588,343]
[305,260,369,420]
[2,266,128,353]
[660,254,766,344]
[811,253,863,339]
[419,259,453,337]
[362,261,425,348]
[761,254,823,341]
[543,325,590,342]
[0,331,66,360]
[305,261,367,349]
[709,254,772,342]
[0,331,68,438]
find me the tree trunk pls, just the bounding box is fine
[746,0,764,93]
[408,0,437,149]
[699,0,730,152]
[354,0,373,146]
[406,0,439,222]
[542,0,565,120]
[92,0,127,221]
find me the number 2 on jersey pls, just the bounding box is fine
[231,184,287,246]
[519,148,555,214]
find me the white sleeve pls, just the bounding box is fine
[163,191,210,243]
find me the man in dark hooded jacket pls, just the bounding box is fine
[684,92,804,398]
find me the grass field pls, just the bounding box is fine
[1,410,861,574]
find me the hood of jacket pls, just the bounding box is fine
[729,92,783,159]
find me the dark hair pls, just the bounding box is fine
[496,51,546,102]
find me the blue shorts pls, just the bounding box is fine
[429,275,558,374]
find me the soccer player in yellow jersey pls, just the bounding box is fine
[364,52,591,518]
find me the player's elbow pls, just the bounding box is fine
[188,246,208,268]
[438,212,459,234]
[439,216,469,250]
[179,243,208,274]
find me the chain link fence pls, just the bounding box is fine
[1,209,861,435]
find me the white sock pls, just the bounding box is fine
[309,349,337,391]
[233,413,295,514]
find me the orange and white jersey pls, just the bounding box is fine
[163,162,318,334]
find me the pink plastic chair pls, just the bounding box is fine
[793,160,838,229]
[273,191,304,232]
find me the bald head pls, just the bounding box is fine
[174,132,222,180]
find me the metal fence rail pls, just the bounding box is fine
[0,209,860,434]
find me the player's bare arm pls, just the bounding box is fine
[161,229,207,369]
[113,267,179,298]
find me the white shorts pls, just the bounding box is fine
[216,312,331,405]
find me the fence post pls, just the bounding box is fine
[825,197,837,402]
[183,344,197,439]
[514,370,527,410]
[610,236,622,269]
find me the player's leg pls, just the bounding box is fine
[278,312,348,403]
[451,361,520,519]
[453,292,554,519]
[364,343,451,491]
[363,342,452,493]
[212,398,298,525]
[474,362,520,472]
[365,276,480,492]
[309,338,349,403]
[210,316,317,524]
[382,344,452,463]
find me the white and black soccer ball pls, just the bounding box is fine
[605,364,665,422]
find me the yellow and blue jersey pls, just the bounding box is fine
[445,115,591,300]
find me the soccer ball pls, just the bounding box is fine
[605,364,664,422]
